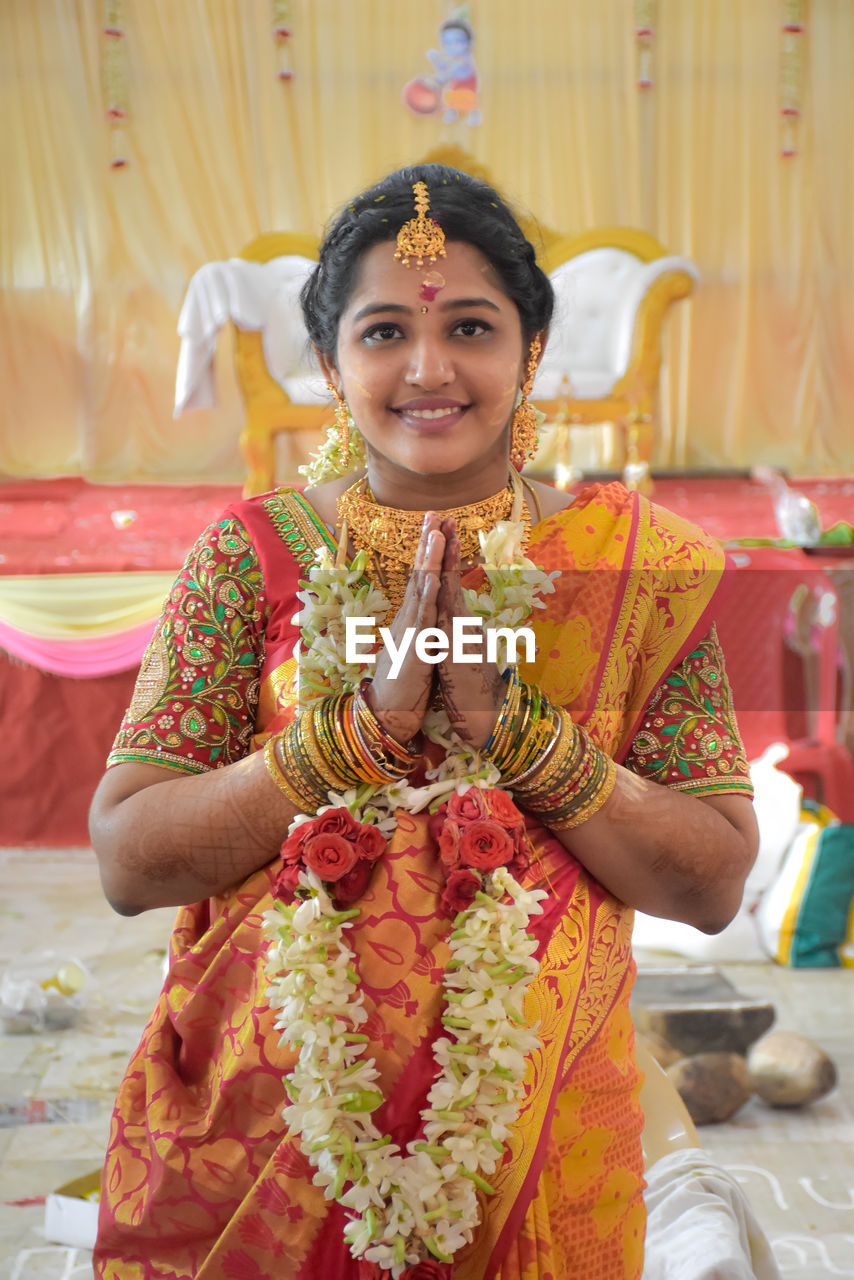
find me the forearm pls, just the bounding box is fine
[549,764,758,933]
[89,752,298,916]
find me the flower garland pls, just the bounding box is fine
[298,413,368,487]
[264,504,556,1276]
[266,867,545,1276]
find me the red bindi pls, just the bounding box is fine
[419,270,445,302]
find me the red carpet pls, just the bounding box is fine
[1,474,852,845]
[0,478,241,575]
[2,474,853,573]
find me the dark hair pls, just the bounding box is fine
[300,164,554,356]
[440,18,474,42]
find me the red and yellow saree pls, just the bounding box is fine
[95,483,750,1280]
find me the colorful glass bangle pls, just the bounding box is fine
[515,716,617,829]
[354,679,420,770]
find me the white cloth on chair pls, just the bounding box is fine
[642,1148,781,1279]
[533,249,700,401]
[173,255,325,415]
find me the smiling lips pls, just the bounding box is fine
[394,398,468,427]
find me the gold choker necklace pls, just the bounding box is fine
[337,475,530,616]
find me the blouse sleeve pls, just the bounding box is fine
[107,513,268,774]
[623,624,753,797]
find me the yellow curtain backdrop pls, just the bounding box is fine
[1,0,851,482]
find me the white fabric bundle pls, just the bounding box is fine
[643,1148,781,1279]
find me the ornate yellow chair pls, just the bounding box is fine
[532,228,700,491]
[173,231,332,497]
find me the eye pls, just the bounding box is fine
[361,322,403,344]
[452,318,492,338]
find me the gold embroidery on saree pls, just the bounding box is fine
[128,631,170,721]
[455,878,634,1280]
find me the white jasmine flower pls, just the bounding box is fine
[342,1213,375,1254]
[478,519,526,568]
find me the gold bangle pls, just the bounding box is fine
[508,720,562,787]
[518,722,617,828]
[483,674,563,783]
[551,756,617,829]
[512,710,580,798]
[353,680,420,771]
[263,735,316,811]
[522,733,595,810]
[286,715,333,801]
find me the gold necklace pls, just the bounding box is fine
[337,474,530,616]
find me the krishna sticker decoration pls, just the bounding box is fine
[403,7,482,125]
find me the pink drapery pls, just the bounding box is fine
[0,618,154,678]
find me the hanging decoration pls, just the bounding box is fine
[634,0,655,90]
[272,1,294,81]
[403,7,481,125]
[779,0,806,159]
[102,1,128,168]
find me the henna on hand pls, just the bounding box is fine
[365,514,444,744]
[436,518,506,747]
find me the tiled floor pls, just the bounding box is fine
[1,848,174,1279]
[1,847,852,1278]
[692,962,854,1279]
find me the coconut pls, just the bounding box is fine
[666,1052,752,1125]
[747,1030,838,1108]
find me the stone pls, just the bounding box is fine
[632,967,775,1056]
[666,1052,752,1125]
[747,1030,838,1108]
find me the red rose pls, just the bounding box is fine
[484,788,525,832]
[280,824,310,865]
[427,806,447,846]
[437,819,462,869]
[333,858,375,904]
[447,787,490,824]
[302,833,358,882]
[458,820,514,871]
[354,823,386,863]
[312,807,362,839]
[273,861,302,899]
[440,866,482,916]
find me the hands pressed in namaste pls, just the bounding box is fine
[363,514,506,750]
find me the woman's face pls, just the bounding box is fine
[319,240,527,501]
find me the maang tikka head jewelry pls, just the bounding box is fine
[509,335,543,471]
[394,181,447,268]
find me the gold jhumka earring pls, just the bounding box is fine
[509,335,543,471]
[326,380,351,466]
[394,181,447,268]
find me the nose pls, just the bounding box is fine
[404,335,453,389]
